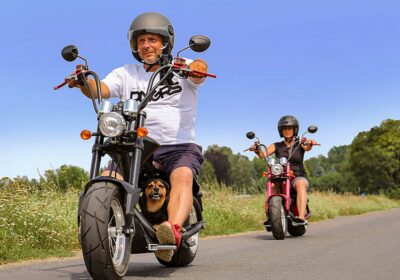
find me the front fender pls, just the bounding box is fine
[79,176,141,218]
[84,176,136,193]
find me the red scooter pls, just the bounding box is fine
[245,126,319,239]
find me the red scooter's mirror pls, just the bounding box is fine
[246,131,256,139]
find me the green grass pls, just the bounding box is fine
[0,187,80,264]
[1,184,399,264]
[308,192,399,221]
[200,183,399,236]
[201,191,265,236]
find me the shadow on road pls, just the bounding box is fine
[253,234,276,241]
[39,261,183,279]
[253,234,302,241]
[70,271,92,280]
[40,263,92,279]
[126,262,185,278]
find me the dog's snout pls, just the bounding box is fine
[153,186,160,192]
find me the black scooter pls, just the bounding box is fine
[54,35,215,280]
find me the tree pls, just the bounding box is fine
[349,119,400,195]
[42,165,88,192]
[204,145,231,185]
[306,145,359,193]
[198,160,217,184]
[229,153,255,194]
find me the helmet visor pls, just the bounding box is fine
[127,28,170,40]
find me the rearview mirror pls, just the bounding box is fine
[308,125,318,134]
[61,45,79,62]
[246,131,255,139]
[189,35,211,52]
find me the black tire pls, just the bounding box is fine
[288,223,306,236]
[157,198,202,267]
[268,196,287,240]
[80,182,132,280]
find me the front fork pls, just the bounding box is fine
[265,166,292,215]
[84,112,148,232]
[125,111,147,225]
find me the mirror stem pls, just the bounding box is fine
[77,55,88,68]
[176,44,194,58]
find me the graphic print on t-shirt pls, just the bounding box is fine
[130,80,182,102]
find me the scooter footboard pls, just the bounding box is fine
[131,218,150,254]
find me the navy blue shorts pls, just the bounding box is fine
[106,143,204,178]
[153,143,204,177]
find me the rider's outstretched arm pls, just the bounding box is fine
[68,78,111,99]
[256,144,275,158]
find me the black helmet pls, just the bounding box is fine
[277,115,299,137]
[127,12,175,63]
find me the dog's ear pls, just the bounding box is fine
[140,182,147,192]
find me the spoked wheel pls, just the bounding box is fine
[268,196,288,240]
[80,182,132,280]
[156,198,202,267]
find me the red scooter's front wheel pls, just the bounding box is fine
[268,196,288,240]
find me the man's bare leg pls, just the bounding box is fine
[168,166,193,226]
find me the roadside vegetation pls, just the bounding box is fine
[1,175,398,264]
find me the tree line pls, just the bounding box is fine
[306,119,400,198]
[1,119,399,198]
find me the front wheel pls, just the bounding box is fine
[156,198,202,267]
[80,182,132,280]
[268,196,288,240]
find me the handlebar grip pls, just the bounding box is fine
[191,70,217,78]
[53,81,67,90]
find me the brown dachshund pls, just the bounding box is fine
[141,179,170,229]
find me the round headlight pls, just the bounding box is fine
[271,164,284,176]
[99,112,126,137]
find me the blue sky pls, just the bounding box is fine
[1,0,399,179]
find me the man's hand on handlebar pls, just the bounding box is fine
[66,68,89,89]
[188,59,208,84]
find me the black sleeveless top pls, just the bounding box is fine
[274,141,306,177]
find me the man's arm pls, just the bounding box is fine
[68,78,111,99]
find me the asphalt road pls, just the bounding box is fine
[1,209,399,280]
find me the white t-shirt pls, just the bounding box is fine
[102,64,201,145]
